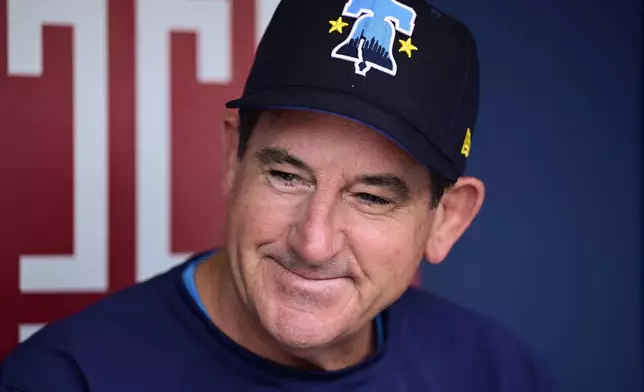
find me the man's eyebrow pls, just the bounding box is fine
[254,147,314,175]
[357,174,411,201]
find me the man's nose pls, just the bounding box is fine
[287,190,344,266]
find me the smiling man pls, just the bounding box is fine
[1,0,553,391]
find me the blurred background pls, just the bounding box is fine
[0,0,641,391]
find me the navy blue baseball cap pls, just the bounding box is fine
[226,0,479,182]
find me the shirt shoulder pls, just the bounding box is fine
[388,288,556,391]
[0,259,194,392]
[1,341,89,392]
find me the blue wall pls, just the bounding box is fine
[421,0,642,391]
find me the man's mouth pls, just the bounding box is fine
[267,255,345,282]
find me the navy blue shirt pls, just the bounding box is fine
[0,252,553,391]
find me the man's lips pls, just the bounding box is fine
[263,255,354,308]
[266,256,346,281]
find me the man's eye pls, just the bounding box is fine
[268,170,304,187]
[356,193,391,207]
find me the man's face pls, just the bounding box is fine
[224,109,435,349]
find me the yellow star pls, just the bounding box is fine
[329,17,349,34]
[398,37,418,58]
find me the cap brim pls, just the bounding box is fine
[226,88,459,181]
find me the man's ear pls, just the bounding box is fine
[221,109,240,197]
[425,176,485,264]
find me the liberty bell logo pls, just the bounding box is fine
[330,0,417,77]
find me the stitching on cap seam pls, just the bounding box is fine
[445,49,475,144]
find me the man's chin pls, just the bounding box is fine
[264,306,344,350]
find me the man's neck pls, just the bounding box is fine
[194,252,376,371]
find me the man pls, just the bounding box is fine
[1,0,553,390]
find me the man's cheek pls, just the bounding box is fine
[347,218,403,252]
[353,228,414,280]
[243,189,295,239]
